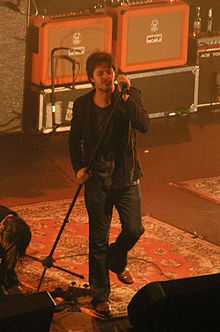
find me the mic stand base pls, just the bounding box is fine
[25,253,85,292]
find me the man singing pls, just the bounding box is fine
[69,51,150,314]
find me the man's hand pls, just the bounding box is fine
[117,74,130,102]
[76,167,92,184]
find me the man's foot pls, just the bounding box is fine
[94,301,111,315]
[117,268,134,284]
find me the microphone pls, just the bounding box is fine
[119,82,127,90]
[117,68,129,93]
[119,82,129,94]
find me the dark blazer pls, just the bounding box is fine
[69,85,150,187]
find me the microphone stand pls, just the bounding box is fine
[34,86,126,291]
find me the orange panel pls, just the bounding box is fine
[29,14,112,86]
[106,1,189,72]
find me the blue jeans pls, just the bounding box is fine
[84,177,144,304]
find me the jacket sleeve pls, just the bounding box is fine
[119,86,150,133]
[68,99,85,174]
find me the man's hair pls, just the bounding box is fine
[86,51,116,85]
[1,215,31,269]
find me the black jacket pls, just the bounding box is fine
[69,85,150,188]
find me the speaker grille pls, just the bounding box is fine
[127,12,182,64]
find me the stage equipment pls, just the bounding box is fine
[30,0,105,17]
[106,1,189,73]
[128,273,220,332]
[23,83,93,133]
[24,64,199,133]
[0,291,55,332]
[127,65,199,118]
[188,33,220,106]
[27,14,112,86]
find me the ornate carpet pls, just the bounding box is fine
[13,198,220,319]
[169,176,220,205]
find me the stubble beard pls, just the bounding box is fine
[100,81,114,93]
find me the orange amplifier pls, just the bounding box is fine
[106,1,189,72]
[29,14,112,86]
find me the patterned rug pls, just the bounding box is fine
[13,198,220,320]
[169,176,220,205]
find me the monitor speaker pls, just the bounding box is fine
[128,273,220,332]
[0,291,55,332]
[27,14,112,86]
[106,1,189,73]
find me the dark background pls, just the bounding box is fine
[30,0,220,33]
[184,0,220,32]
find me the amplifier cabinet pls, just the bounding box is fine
[188,34,220,106]
[127,65,199,118]
[28,14,112,86]
[23,83,93,133]
[106,1,189,73]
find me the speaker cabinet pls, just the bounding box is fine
[188,34,220,105]
[0,291,55,332]
[106,1,189,73]
[128,273,220,332]
[28,14,112,86]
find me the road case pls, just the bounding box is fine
[23,65,199,133]
[23,83,93,133]
[188,34,220,106]
[127,65,199,118]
